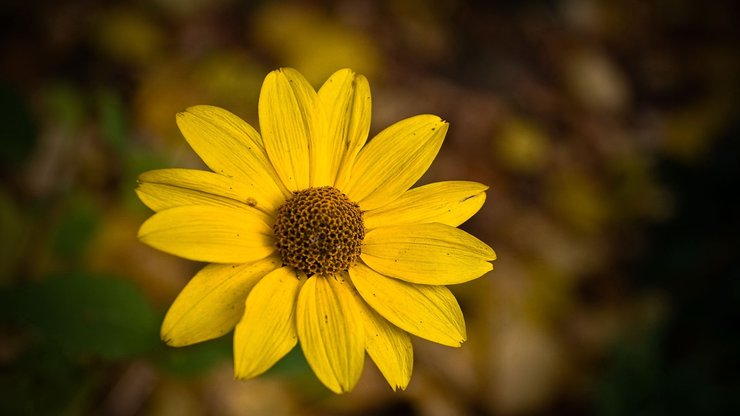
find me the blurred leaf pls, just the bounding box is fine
[44,83,85,130]
[0,340,97,415]
[1,271,160,360]
[51,193,100,260]
[266,346,312,378]
[0,83,37,171]
[155,335,314,381]
[0,187,27,283]
[155,336,232,378]
[97,88,129,152]
[266,346,326,396]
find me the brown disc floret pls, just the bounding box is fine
[273,186,365,276]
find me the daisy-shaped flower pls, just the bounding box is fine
[136,68,495,393]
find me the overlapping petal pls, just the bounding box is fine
[364,181,488,229]
[362,223,495,285]
[296,274,364,394]
[136,168,257,212]
[349,263,466,347]
[161,257,281,346]
[138,205,274,264]
[317,69,371,188]
[342,115,448,211]
[259,68,318,191]
[234,267,304,379]
[175,105,287,212]
[357,298,413,390]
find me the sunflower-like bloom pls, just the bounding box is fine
[136,68,496,393]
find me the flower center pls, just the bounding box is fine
[273,186,364,276]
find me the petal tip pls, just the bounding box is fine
[160,317,189,347]
[334,67,355,77]
[395,382,409,391]
[160,331,181,347]
[233,369,253,381]
[453,336,467,348]
[485,246,497,261]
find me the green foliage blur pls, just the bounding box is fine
[1,0,739,415]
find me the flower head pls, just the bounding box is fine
[136,68,496,393]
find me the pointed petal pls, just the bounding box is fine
[316,69,371,187]
[234,267,304,379]
[175,105,287,212]
[259,68,318,191]
[296,274,364,393]
[136,168,264,213]
[358,298,413,391]
[342,115,448,211]
[349,263,466,347]
[362,223,495,285]
[161,257,281,346]
[138,205,274,264]
[364,181,488,229]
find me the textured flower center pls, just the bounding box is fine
[273,186,364,276]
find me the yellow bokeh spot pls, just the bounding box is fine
[134,51,264,147]
[493,117,551,174]
[94,8,165,68]
[190,52,265,122]
[661,100,727,163]
[546,169,612,234]
[252,4,381,85]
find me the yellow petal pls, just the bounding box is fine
[358,298,413,391]
[136,168,260,213]
[138,205,274,264]
[259,68,318,191]
[296,274,364,393]
[161,257,281,346]
[364,181,488,229]
[316,69,371,187]
[234,267,304,379]
[349,263,466,347]
[175,105,287,212]
[342,115,448,211]
[362,223,495,285]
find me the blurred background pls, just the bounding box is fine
[1,0,739,415]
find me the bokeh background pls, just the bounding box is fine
[1,0,739,415]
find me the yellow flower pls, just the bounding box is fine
[136,68,496,393]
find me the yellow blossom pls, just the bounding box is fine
[136,68,495,393]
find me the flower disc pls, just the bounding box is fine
[273,186,364,276]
